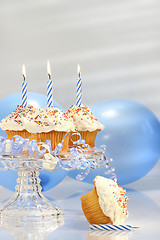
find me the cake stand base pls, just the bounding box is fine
[0,221,62,240]
[0,170,64,227]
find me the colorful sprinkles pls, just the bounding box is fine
[67,105,98,123]
[0,105,74,128]
[111,180,129,217]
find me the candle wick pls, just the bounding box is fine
[48,74,51,80]
[78,72,81,78]
[22,74,25,81]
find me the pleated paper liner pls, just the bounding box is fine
[37,131,70,153]
[6,130,32,140]
[5,130,71,153]
[81,187,113,225]
[69,130,100,148]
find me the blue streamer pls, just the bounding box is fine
[0,133,115,181]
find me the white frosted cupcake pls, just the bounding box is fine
[66,105,104,147]
[0,105,75,152]
[81,176,129,225]
[0,105,36,138]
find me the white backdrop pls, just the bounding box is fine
[0,0,160,117]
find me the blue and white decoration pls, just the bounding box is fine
[76,64,82,107]
[47,60,53,107]
[90,223,138,231]
[21,64,27,107]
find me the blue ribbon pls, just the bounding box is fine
[11,135,26,153]
[0,133,116,182]
[76,162,91,181]
[0,137,6,154]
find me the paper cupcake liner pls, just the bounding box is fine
[69,130,99,148]
[6,130,32,140]
[80,187,113,225]
[37,131,70,153]
[5,130,70,153]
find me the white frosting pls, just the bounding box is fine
[67,105,104,132]
[94,176,129,225]
[0,105,75,133]
[0,106,36,131]
[24,106,75,133]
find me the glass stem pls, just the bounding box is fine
[15,171,42,195]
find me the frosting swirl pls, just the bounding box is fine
[66,105,104,131]
[0,105,36,131]
[0,105,75,133]
[25,106,75,133]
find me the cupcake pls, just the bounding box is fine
[81,176,129,225]
[0,105,75,153]
[0,105,36,139]
[66,105,104,148]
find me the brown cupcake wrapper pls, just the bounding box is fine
[69,130,99,148]
[80,187,113,225]
[5,130,70,153]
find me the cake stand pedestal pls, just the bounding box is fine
[0,154,64,227]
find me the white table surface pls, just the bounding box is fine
[0,160,159,240]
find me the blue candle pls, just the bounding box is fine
[22,64,27,107]
[47,60,53,107]
[76,64,82,107]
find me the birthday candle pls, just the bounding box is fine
[90,224,138,231]
[47,60,53,107]
[76,64,82,107]
[22,64,27,107]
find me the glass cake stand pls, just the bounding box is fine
[0,153,65,228]
[0,134,115,231]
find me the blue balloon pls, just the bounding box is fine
[68,99,160,185]
[0,92,67,191]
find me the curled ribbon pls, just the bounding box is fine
[0,137,6,154]
[76,162,91,181]
[11,135,26,153]
[0,134,116,181]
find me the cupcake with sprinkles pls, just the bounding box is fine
[67,64,104,148]
[25,106,75,152]
[0,105,75,152]
[0,105,37,139]
[66,105,104,148]
[81,176,129,225]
